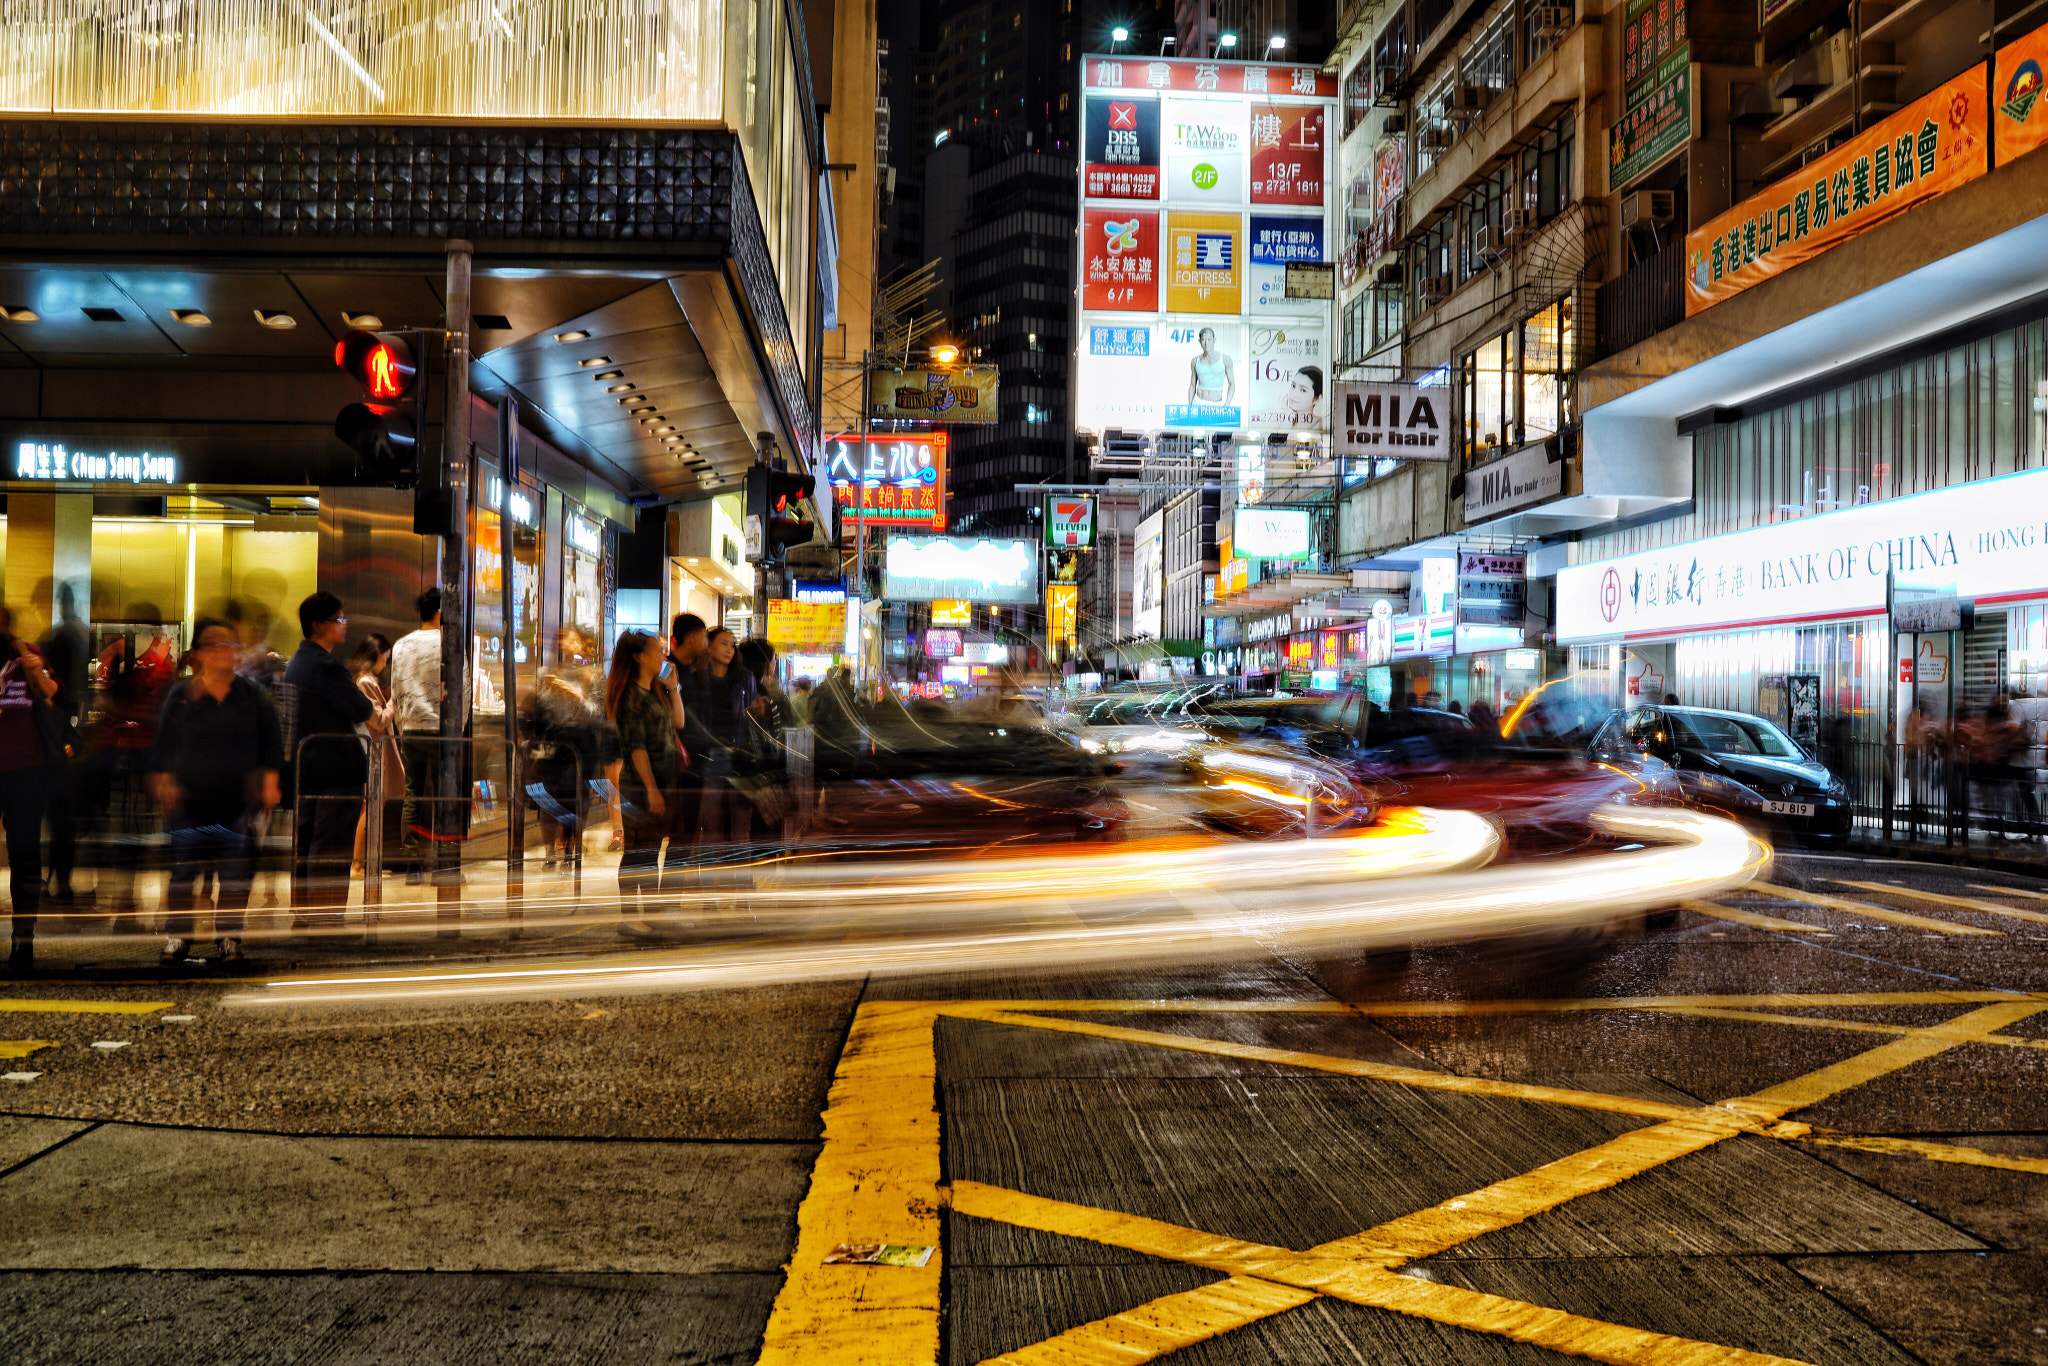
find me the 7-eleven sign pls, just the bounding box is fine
[1046,495,1096,548]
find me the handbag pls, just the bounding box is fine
[9,644,76,764]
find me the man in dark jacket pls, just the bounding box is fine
[149,617,283,964]
[283,591,372,927]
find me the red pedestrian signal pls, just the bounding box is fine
[333,329,420,484]
[746,466,817,565]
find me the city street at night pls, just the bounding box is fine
[6,846,2048,1364]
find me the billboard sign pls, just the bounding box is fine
[1133,510,1165,640]
[1047,495,1096,547]
[1332,382,1447,460]
[867,366,998,423]
[1996,24,2048,165]
[1235,506,1311,559]
[822,431,948,531]
[1078,55,1337,439]
[1083,95,1161,199]
[1083,208,1160,311]
[883,535,1038,605]
[1246,323,1328,430]
[766,600,848,653]
[1048,583,1078,647]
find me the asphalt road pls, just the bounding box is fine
[4,847,2048,1365]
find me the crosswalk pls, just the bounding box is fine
[1684,878,2048,938]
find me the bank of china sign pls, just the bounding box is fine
[1557,465,2048,641]
[16,442,177,484]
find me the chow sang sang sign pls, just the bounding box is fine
[1557,465,2048,640]
[1332,383,1444,460]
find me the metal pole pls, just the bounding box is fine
[500,396,524,920]
[855,351,869,691]
[439,239,473,928]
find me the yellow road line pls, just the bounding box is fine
[937,991,2039,1017]
[1751,883,2001,936]
[0,999,176,1015]
[965,1008,1706,1126]
[1660,1005,2048,1053]
[1725,1002,2044,1120]
[757,1002,944,1366]
[1832,880,2048,927]
[959,1182,1813,1366]
[1679,899,1828,932]
[1800,1130,2048,1176]
[1972,883,2048,902]
[0,1039,57,1059]
[985,1273,1317,1365]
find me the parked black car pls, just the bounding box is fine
[1589,704,1851,846]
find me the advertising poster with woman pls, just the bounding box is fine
[1245,322,1329,431]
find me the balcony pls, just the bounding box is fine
[0,0,727,122]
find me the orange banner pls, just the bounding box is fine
[1997,25,2048,166]
[1685,65,1986,316]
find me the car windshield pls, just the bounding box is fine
[1672,711,1804,758]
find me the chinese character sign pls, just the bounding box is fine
[1164,99,1245,205]
[1249,103,1326,205]
[1084,96,1161,199]
[1083,208,1160,311]
[1245,323,1328,432]
[1084,57,1337,98]
[825,432,948,532]
[1685,60,1986,314]
[1247,214,1325,315]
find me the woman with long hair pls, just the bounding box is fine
[348,633,399,878]
[605,631,684,921]
[690,627,757,863]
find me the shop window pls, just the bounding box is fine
[1461,295,1575,460]
[1464,331,1514,457]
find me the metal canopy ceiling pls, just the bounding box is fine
[0,263,789,505]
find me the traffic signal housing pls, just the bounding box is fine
[334,329,420,485]
[746,465,817,565]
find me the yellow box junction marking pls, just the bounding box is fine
[1832,880,2048,927]
[1,1039,57,1060]
[1679,899,1827,933]
[762,992,2048,1366]
[0,999,176,1015]
[1752,883,2001,935]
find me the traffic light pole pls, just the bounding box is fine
[438,240,472,915]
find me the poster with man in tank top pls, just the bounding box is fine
[1162,318,1243,429]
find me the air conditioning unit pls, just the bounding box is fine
[1450,84,1489,113]
[1381,113,1406,135]
[1619,189,1675,229]
[1502,206,1534,239]
[1421,274,1452,300]
[1419,125,1452,152]
[1374,262,1405,287]
[1535,4,1573,36]
[1472,225,1495,257]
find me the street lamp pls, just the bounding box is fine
[1111,24,1129,46]
[1268,33,1287,50]
[928,341,961,367]
[1217,32,1238,54]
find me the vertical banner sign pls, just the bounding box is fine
[1084,95,1161,199]
[1047,583,1079,647]
[1249,103,1327,204]
[1165,211,1243,312]
[1046,495,1096,548]
[1612,0,1691,190]
[1996,26,2048,165]
[1686,62,1986,314]
[1332,382,1447,460]
[1083,208,1160,311]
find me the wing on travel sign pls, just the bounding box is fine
[1083,208,1159,311]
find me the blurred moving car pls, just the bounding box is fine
[1588,704,1850,846]
[1055,687,1223,773]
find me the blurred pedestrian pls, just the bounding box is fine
[348,633,401,878]
[148,618,282,965]
[390,588,445,883]
[37,582,87,909]
[691,627,756,857]
[605,631,684,919]
[522,633,612,871]
[88,606,177,927]
[1468,699,1498,738]
[662,613,710,857]
[1,606,63,967]
[284,592,372,927]
[734,637,793,842]
[788,677,815,727]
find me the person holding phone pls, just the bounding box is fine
[604,631,684,924]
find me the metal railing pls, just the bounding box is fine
[1826,738,2046,845]
[1593,244,1683,359]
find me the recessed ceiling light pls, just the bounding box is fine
[578,356,612,367]
[654,425,674,434]
[169,308,212,326]
[638,415,661,425]
[606,383,633,393]
[83,306,124,323]
[592,370,624,381]
[628,404,655,414]
[554,329,591,343]
[342,311,383,329]
[253,310,297,328]
[1,306,37,323]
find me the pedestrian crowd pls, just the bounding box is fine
[5,588,813,969]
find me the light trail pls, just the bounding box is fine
[221,808,1765,1010]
